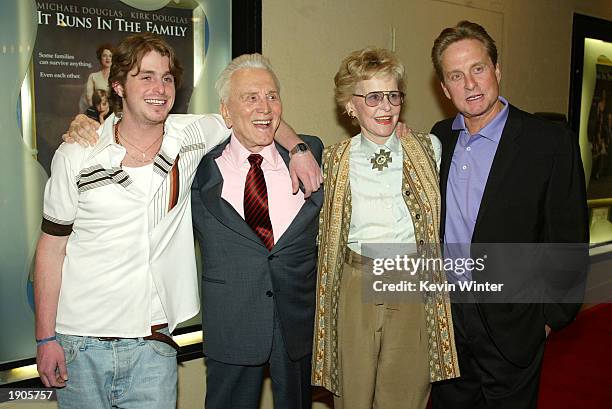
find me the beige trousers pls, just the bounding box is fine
[334,250,431,409]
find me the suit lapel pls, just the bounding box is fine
[272,142,323,252]
[198,140,322,252]
[197,141,265,248]
[473,106,522,238]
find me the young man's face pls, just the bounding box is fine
[113,50,175,126]
[440,38,501,127]
[220,68,282,153]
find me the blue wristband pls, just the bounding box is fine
[36,335,57,346]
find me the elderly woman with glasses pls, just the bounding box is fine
[312,47,459,409]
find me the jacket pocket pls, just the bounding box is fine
[202,275,226,284]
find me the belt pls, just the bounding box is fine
[344,248,377,266]
[97,324,180,352]
[345,248,419,269]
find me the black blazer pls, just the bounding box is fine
[433,105,588,367]
[191,135,323,366]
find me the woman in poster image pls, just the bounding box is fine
[84,43,112,107]
[311,48,459,409]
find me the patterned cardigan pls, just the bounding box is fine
[311,131,460,395]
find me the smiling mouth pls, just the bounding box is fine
[375,116,393,124]
[252,119,272,128]
[144,98,166,106]
[466,94,484,102]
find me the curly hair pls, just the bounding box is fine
[108,33,183,114]
[334,47,404,122]
[95,43,113,62]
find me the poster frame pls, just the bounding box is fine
[569,13,612,207]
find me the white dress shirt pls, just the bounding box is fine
[347,132,441,258]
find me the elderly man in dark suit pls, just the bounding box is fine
[429,21,588,409]
[191,54,323,409]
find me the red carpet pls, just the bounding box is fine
[538,304,612,409]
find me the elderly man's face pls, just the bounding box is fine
[221,68,282,153]
[440,38,501,130]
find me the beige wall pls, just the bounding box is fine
[263,0,612,146]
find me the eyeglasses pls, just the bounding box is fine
[352,91,405,107]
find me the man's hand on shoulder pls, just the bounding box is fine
[62,114,101,147]
[289,148,323,199]
[395,122,413,138]
[37,341,68,388]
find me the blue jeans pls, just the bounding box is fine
[56,329,177,409]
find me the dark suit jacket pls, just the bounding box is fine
[433,105,588,367]
[191,135,324,366]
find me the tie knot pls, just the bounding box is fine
[248,154,263,167]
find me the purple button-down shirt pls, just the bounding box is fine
[445,97,509,247]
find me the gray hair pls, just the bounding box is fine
[215,53,281,102]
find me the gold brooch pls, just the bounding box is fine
[371,149,392,171]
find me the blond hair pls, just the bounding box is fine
[334,47,405,122]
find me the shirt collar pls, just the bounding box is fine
[94,114,118,149]
[358,131,400,155]
[88,114,121,159]
[451,96,509,143]
[225,133,282,168]
[91,114,186,171]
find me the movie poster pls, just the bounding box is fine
[587,62,612,199]
[33,0,195,174]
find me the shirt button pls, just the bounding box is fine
[266,290,274,297]
[419,239,424,245]
[415,214,421,220]
[466,147,471,151]
[405,190,411,196]
[462,165,467,170]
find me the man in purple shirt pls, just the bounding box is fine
[429,21,588,409]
